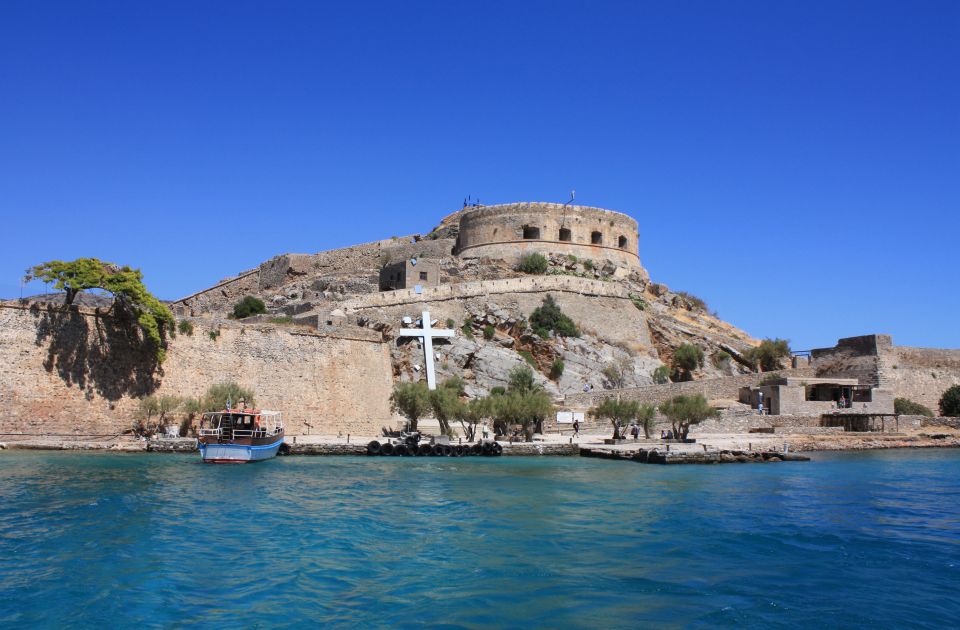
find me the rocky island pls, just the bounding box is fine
[2,201,959,455]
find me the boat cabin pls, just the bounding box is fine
[199,409,284,440]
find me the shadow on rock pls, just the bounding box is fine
[31,303,161,400]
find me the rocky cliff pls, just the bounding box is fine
[171,209,760,398]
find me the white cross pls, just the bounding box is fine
[398,310,455,390]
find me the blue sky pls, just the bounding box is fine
[1,1,957,350]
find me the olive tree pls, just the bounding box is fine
[390,381,432,432]
[590,398,657,440]
[658,394,719,440]
[429,378,466,436]
[201,382,255,412]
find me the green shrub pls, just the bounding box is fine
[518,350,537,368]
[550,359,565,380]
[461,318,474,339]
[744,338,791,372]
[652,365,670,384]
[490,386,506,396]
[583,259,594,271]
[517,253,549,274]
[711,350,731,368]
[530,294,579,338]
[567,254,578,263]
[232,296,266,319]
[894,398,934,417]
[629,294,647,311]
[483,325,495,340]
[940,386,960,416]
[209,329,220,341]
[446,318,455,329]
[178,320,194,336]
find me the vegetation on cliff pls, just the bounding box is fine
[529,294,578,338]
[744,338,791,372]
[517,253,548,274]
[672,343,705,381]
[26,258,175,362]
[232,296,267,319]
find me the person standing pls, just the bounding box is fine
[572,418,580,439]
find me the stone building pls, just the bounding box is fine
[811,334,960,413]
[739,377,894,415]
[454,202,642,270]
[379,258,440,291]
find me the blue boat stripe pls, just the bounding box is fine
[199,440,284,451]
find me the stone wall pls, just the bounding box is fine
[455,202,642,270]
[886,346,960,413]
[172,235,456,315]
[342,275,630,312]
[172,270,261,316]
[811,334,960,414]
[562,367,815,410]
[811,334,890,386]
[0,304,395,437]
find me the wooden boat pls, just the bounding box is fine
[197,407,285,463]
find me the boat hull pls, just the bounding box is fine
[197,437,284,463]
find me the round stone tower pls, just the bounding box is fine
[455,202,642,269]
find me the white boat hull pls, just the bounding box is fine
[198,438,284,463]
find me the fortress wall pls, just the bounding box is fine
[0,304,395,437]
[885,346,960,412]
[173,236,456,314]
[811,334,888,387]
[342,275,630,311]
[173,270,261,316]
[562,368,815,410]
[456,203,642,269]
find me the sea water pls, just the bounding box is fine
[1,449,958,628]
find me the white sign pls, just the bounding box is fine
[557,411,573,424]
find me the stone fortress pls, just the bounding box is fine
[3,201,959,438]
[454,202,644,271]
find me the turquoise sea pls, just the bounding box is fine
[1,450,958,628]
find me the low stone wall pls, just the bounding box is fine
[342,275,629,312]
[286,442,367,456]
[689,414,822,434]
[921,416,960,429]
[499,442,579,456]
[564,368,815,410]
